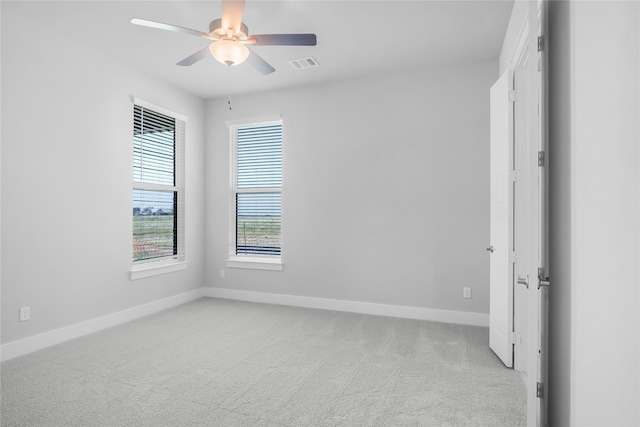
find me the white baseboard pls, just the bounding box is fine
[0,288,205,362]
[1,287,489,362]
[204,287,489,327]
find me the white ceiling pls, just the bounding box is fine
[8,0,514,99]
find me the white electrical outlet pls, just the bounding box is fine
[463,288,472,299]
[220,269,225,279]
[19,306,31,322]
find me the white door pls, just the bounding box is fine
[489,70,514,368]
[513,58,529,373]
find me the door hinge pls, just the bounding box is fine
[509,170,518,182]
[538,151,545,167]
[537,36,545,52]
[509,332,521,344]
[537,382,545,398]
[509,251,518,263]
[509,89,518,102]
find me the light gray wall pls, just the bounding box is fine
[548,1,640,425]
[1,5,206,344]
[205,60,497,314]
[569,2,639,424]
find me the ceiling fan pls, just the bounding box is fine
[131,0,317,75]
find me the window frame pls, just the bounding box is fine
[227,117,283,271]
[130,98,187,279]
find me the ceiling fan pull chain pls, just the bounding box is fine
[227,64,233,111]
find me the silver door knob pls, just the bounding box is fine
[517,275,529,288]
[537,268,550,289]
[486,246,495,253]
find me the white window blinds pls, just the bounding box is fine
[133,103,185,263]
[231,121,282,257]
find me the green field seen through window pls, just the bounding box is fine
[132,214,282,261]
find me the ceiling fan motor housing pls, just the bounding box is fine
[209,18,249,39]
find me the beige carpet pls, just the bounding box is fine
[1,297,526,426]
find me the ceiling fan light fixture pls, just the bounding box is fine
[209,40,250,66]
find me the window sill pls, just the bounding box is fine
[130,260,187,280]
[226,257,283,271]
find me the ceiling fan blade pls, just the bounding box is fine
[250,34,317,46]
[176,46,211,66]
[131,18,217,41]
[221,0,246,36]
[246,48,275,75]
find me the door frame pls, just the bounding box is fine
[522,1,549,426]
[527,1,549,425]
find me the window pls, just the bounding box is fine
[132,101,185,266]
[229,120,282,269]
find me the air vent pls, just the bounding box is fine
[289,56,319,70]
